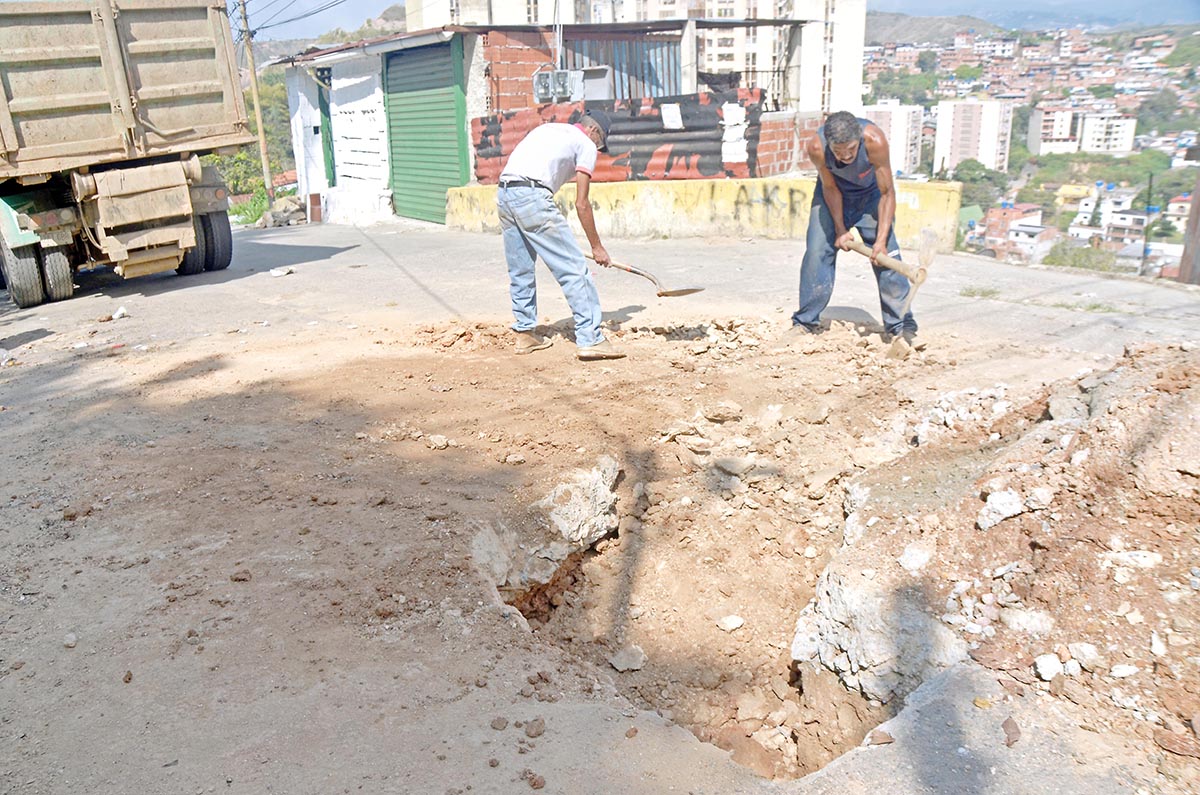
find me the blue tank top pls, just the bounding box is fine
[817,118,877,197]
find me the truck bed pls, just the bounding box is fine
[0,0,256,180]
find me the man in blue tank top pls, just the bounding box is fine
[788,111,918,344]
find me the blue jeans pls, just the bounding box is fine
[497,186,604,347]
[791,188,916,336]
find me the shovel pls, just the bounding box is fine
[585,253,705,298]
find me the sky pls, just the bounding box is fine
[242,0,1197,40]
[0,0,1187,41]
[240,0,399,40]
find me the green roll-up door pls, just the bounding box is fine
[385,39,468,224]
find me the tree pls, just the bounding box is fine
[867,69,938,108]
[202,66,294,196]
[917,50,938,74]
[1089,84,1116,99]
[1137,88,1179,134]
[955,65,983,81]
[953,158,1009,208]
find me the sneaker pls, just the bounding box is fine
[514,330,552,355]
[576,339,626,361]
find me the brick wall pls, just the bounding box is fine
[482,31,555,114]
[754,112,821,177]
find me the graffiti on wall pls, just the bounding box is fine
[471,89,766,184]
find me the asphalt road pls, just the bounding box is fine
[2,218,1198,359]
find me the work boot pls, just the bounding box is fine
[514,330,552,355]
[576,339,626,361]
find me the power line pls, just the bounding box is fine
[255,0,355,33]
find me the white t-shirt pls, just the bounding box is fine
[499,123,597,194]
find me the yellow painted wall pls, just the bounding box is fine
[447,178,963,252]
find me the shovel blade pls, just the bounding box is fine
[657,287,705,297]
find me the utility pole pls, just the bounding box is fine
[238,0,274,202]
[1140,172,1153,276]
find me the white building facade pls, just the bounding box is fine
[933,99,1013,175]
[862,100,922,175]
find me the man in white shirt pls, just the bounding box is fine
[496,109,625,360]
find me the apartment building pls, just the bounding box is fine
[862,100,922,175]
[933,99,1013,175]
[973,38,1018,59]
[1165,194,1191,235]
[1026,107,1135,156]
[1028,106,1079,155]
[1079,112,1136,154]
[407,0,582,27]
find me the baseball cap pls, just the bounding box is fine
[585,109,613,151]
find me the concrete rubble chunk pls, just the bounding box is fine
[1109,664,1139,679]
[1067,642,1105,672]
[897,541,934,573]
[1034,654,1063,681]
[536,455,621,546]
[977,490,1025,530]
[1102,550,1163,569]
[608,645,647,672]
[714,456,755,476]
[1000,608,1055,637]
[702,401,743,423]
[792,566,968,701]
[1024,487,1055,511]
[717,615,745,632]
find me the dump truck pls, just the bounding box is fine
[0,0,256,308]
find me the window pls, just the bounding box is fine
[747,53,757,70]
[718,53,735,61]
[526,0,538,23]
[718,37,735,47]
[716,7,734,16]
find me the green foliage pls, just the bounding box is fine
[1015,184,1056,215]
[919,140,934,177]
[917,50,938,73]
[202,149,263,195]
[1088,84,1116,99]
[954,158,1009,207]
[960,286,1000,299]
[1164,35,1200,67]
[1008,138,1031,176]
[954,65,983,80]
[868,69,938,108]
[202,67,293,196]
[1134,168,1199,208]
[230,185,269,225]
[1149,218,1185,243]
[1029,150,1172,189]
[1043,240,1119,271]
[1137,89,1179,134]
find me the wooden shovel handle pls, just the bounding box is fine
[845,240,927,285]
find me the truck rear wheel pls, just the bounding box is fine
[201,211,233,271]
[40,247,75,301]
[1,240,46,308]
[177,217,207,276]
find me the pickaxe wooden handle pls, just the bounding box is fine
[845,240,927,285]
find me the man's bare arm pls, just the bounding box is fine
[575,172,609,266]
[864,127,897,262]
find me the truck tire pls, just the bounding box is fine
[1,240,46,308]
[40,247,75,301]
[201,211,233,271]
[177,217,207,276]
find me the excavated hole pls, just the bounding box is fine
[499,541,896,780]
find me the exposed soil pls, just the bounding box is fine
[1,302,1198,792]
